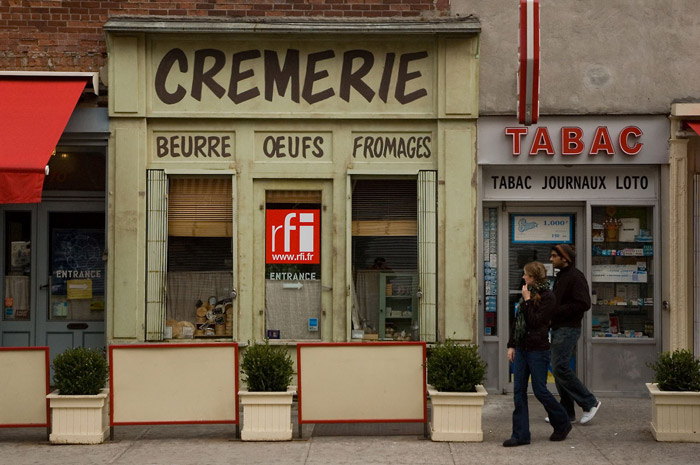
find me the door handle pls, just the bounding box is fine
[40,283,49,290]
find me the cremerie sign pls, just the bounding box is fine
[150,39,435,115]
[478,116,670,165]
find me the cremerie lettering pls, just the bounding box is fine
[352,136,432,159]
[268,272,317,280]
[155,48,429,106]
[156,135,233,158]
[55,270,102,279]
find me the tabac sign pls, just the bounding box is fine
[478,116,670,165]
[150,39,435,115]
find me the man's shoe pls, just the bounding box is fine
[545,416,575,423]
[549,423,572,441]
[580,401,602,425]
[503,438,529,447]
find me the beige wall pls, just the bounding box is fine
[460,0,700,115]
[106,28,480,343]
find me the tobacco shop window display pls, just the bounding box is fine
[590,206,654,339]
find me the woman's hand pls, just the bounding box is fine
[521,284,531,300]
[507,347,515,363]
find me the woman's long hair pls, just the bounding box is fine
[523,261,548,306]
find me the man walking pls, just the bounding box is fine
[549,244,601,425]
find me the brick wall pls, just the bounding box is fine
[0,0,449,72]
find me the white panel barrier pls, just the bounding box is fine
[297,342,426,425]
[0,347,49,427]
[109,343,238,427]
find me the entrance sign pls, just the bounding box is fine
[266,209,320,264]
[512,214,572,244]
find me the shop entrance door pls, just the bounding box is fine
[502,205,584,392]
[1,200,105,360]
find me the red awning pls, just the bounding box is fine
[687,122,700,137]
[0,78,87,204]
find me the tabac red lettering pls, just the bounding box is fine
[529,127,554,155]
[589,126,615,155]
[561,127,584,156]
[505,127,529,155]
[618,126,643,155]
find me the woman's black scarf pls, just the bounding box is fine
[513,280,550,344]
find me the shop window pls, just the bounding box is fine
[3,211,31,321]
[351,179,421,341]
[44,149,106,192]
[483,207,498,336]
[264,190,321,340]
[591,206,654,339]
[145,171,233,341]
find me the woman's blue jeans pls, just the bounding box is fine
[511,348,570,442]
[551,327,597,418]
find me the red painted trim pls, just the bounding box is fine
[112,420,237,426]
[0,423,51,428]
[302,418,426,424]
[518,0,540,125]
[110,342,237,349]
[0,347,50,428]
[422,342,427,423]
[296,342,427,425]
[296,343,304,424]
[0,346,49,352]
[109,343,239,428]
[108,345,115,427]
[531,0,540,124]
[234,343,239,425]
[518,0,527,123]
[44,347,50,428]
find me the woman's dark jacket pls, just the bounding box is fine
[507,289,557,351]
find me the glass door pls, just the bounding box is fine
[35,201,106,358]
[502,205,584,390]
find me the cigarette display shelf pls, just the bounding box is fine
[378,272,418,341]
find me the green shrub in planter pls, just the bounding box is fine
[241,340,294,392]
[427,339,487,393]
[647,348,700,392]
[52,347,109,395]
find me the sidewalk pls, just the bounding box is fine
[1,394,699,465]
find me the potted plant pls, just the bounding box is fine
[238,340,295,441]
[646,348,700,442]
[426,339,488,442]
[46,347,110,444]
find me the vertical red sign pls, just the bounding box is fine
[266,209,320,264]
[518,0,540,125]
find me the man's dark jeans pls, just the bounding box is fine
[551,327,597,418]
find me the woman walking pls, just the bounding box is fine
[503,261,572,447]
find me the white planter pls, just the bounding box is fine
[428,384,487,442]
[646,383,700,442]
[238,389,295,441]
[47,388,109,444]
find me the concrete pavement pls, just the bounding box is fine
[1,393,699,464]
